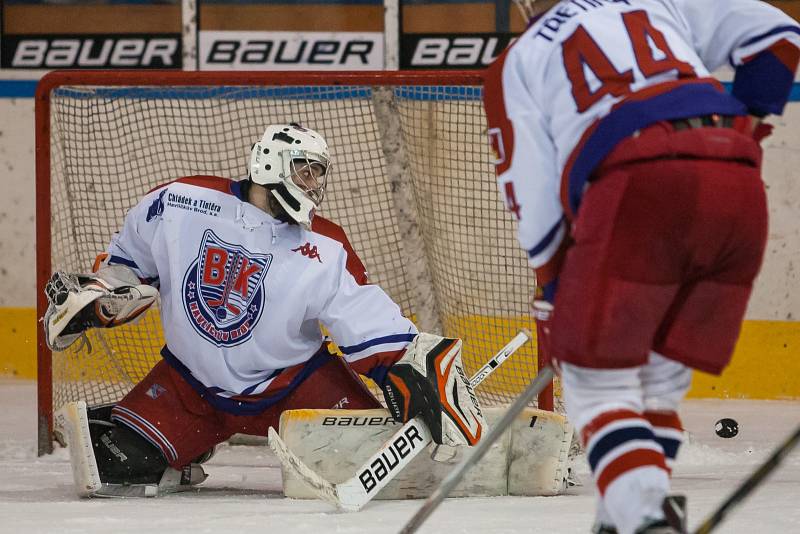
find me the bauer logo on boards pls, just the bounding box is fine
[401,33,516,69]
[200,31,384,70]
[2,34,181,69]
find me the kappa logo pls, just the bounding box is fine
[182,230,273,347]
[292,242,322,263]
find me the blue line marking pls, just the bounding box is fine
[0,80,39,98]
[2,80,799,101]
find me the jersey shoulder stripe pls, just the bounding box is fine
[311,215,369,285]
[339,332,417,357]
[739,24,800,50]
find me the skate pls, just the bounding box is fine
[593,495,687,534]
[91,463,208,498]
[635,495,687,534]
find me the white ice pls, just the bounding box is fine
[1,378,798,534]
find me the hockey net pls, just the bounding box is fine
[36,71,558,455]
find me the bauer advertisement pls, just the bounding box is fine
[199,31,384,71]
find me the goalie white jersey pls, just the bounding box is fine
[106,176,417,413]
[484,0,800,286]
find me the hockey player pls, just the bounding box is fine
[44,123,485,497]
[485,1,800,533]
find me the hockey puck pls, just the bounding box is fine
[715,418,739,438]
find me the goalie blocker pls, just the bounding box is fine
[381,333,486,447]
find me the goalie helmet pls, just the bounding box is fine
[249,123,331,229]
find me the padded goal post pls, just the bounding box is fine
[35,70,555,455]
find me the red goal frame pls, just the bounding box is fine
[35,70,553,455]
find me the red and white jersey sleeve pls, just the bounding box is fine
[105,176,416,408]
[484,0,800,283]
[668,0,800,72]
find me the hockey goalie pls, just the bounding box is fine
[43,123,488,498]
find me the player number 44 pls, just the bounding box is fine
[563,10,696,112]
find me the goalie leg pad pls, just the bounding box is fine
[508,408,574,496]
[54,401,102,497]
[55,401,208,498]
[278,407,572,500]
[89,421,169,485]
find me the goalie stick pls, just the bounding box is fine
[268,329,532,512]
[398,300,554,533]
[398,366,555,533]
[692,423,800,534]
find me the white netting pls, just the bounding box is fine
[42,79,557,449]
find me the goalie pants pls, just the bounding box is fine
[111,352,381,469]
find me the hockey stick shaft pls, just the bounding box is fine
[692,424,800,534]
[467,329,532,388]
[398,366,554,534]
[269,329,531,511]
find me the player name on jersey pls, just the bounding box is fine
[533,0,633,42]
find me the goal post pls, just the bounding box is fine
[35,70,553,455]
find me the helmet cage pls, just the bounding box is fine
[248,124,331,229]
[286,150,329,207]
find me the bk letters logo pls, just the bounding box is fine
[182,230,272,347]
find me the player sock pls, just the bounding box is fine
[644,411,684,475]
[582,409,670,534]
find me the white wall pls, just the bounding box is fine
[752,106,800,321]
[0,98,35,307]
[0,96,797,321]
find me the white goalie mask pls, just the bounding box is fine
[249,124,331,229]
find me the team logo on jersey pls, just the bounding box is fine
[182,230,272,347]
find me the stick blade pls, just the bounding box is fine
[268,427,354,510]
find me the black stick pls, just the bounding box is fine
[693,424,800,534]
[398,367,555,534]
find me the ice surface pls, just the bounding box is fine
[1,378,798,533]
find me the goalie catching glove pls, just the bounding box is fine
[44,265,158,351]
[380,333,486,447]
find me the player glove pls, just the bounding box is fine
[380,333,486,447]
[44,266,158,351]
